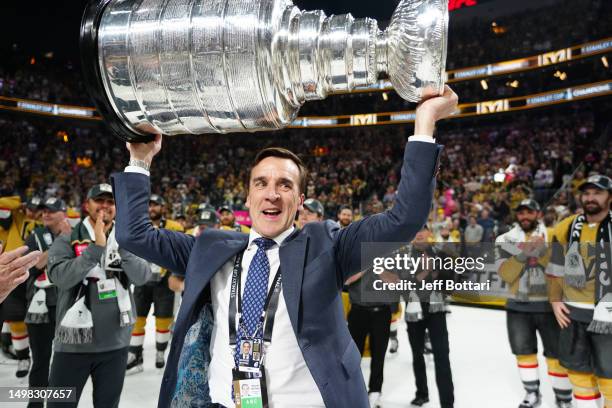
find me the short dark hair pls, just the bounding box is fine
[249,147,307,194]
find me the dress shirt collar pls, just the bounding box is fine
[248,226,295,249]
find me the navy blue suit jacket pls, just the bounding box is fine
[111,141,442,407]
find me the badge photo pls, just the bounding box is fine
[239,340,253,362]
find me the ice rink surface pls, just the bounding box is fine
[1,305,562,407]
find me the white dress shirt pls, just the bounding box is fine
[208,227,325,408]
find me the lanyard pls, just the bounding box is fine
[229,249,282,345]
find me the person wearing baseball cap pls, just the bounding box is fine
[174,211,187,230]
[149,194,165,207]
[578,174,612,193]
[188,208,219,237]
[127,193,184,375]
[42,197,67,213]
[46,183,151,408]
[196,202,215,214]
[218,205,250,233]
[497,197,573,408]
[547,174,612,408]
[87,183,114,200]
[23,197,71,403]
[25,196,43,224]
[514,198,541,213]
[298,198,324,227]
[21,196,45,251]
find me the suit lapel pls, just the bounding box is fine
[279,233,308,335]
[181,237,248,320]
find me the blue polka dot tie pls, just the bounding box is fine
[234,237,276,367]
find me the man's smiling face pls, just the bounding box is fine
[246,156,304,239]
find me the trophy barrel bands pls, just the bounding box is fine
[89,0,300,138]
[350,18,378,89]
[288,11,379,103]
[295,10,326,101]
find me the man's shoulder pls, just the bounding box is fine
[197,228,247,242]
[495,231,509,243]
[301,219,340,237]
[552,215,577,243]
[48,233,72,253]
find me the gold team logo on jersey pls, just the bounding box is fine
[583,244,598,279]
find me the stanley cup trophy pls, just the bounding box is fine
[81,0,448,141]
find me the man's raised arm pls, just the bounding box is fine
[334,86,458,281]
[111,134,194,274]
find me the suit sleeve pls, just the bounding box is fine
[333,141,442,282]
[111,172,195,274]
[119,248,151,286]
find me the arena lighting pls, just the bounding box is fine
[382,92,389,101]
[76,157,93,167]
[492,22,506,35]
[480,80,488,90]
[493,170,506,183]
[602,56,609,68]
[506,80,519,88]
[56,130,69,143]
[554,70,568,80]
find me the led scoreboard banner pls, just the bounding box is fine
[0,95,99,120]
[351,38,612,92]
[448,38,612,81]
[289,80,612,128]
